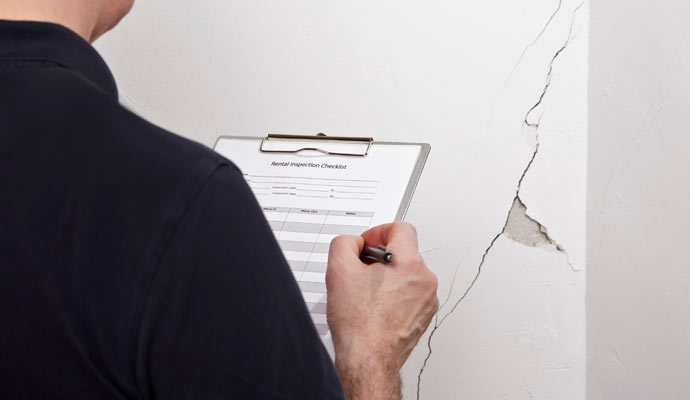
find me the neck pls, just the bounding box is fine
[0,0,101,42]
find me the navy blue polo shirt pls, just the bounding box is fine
[0,20,344,399]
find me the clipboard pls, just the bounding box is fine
[214,133,430,221]
[213,133,430,357]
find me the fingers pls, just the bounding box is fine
[329,223,422,271]
[361,222,419,249]
[327,235,366,292]
[361,222,419,260]
[329,234,365,265]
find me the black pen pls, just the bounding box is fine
[361,246,394,263]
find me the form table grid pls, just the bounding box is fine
[263,206,374,336]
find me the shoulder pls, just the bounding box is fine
[3,65,241,193]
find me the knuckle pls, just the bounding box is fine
[325,268,334,288]
[409,254,425,270]
[325,258,340,277]
[432,295,440,313]
[396,221,417,235]
[330,235,346,247]
[328,235,349,254]
[325,263,342,289]
[426,271,439,293]
[401,258,420,271]
[400,250,424,266]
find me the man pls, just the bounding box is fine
[0,1,439,399]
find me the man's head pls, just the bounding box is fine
[0,0,135,42]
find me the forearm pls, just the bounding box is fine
[336,356,401,400]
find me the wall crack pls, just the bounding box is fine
[415,2,585,398]
[489,0,564,134]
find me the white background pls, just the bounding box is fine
[588,0,690,398]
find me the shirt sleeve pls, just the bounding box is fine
[135,164,345,400]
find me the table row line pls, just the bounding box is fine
[288,259,327,273]
[292,270,326,283]
[265,212,372,226]
[262,207,375,217]
[314,323,329,335]
[272,231,336,244]
[306,302,327,314]
[269,221,368,235]
[298,280,327,293]
[280,240,331,254]
[308,312,327,325]
[285,251,328,263]
[302,291,327,304]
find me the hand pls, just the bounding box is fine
[326,222,439,400]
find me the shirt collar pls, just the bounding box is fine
[0,20,118,100]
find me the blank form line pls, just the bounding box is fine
[253,186,329,193]
[333,196,374,200]
[250,181,378,189]
[245,174,379,183]
[297,194,328,198]
[334,190,376,194]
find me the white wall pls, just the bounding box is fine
[96,1,588,398]
[587,1,690,399]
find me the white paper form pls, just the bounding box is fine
[214,137,426,357]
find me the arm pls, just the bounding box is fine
[326,223,440,400]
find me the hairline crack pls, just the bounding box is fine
[415,2,585,398]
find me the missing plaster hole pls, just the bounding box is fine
[504,197,565,251]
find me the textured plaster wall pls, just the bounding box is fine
[588,0,690,398]
[96,1,588,398]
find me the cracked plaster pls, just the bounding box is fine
[504,197,563,250]
[413,2,585,397]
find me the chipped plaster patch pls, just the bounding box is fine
[504,197,564,251]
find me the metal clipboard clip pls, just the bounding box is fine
[259,133,374,157]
